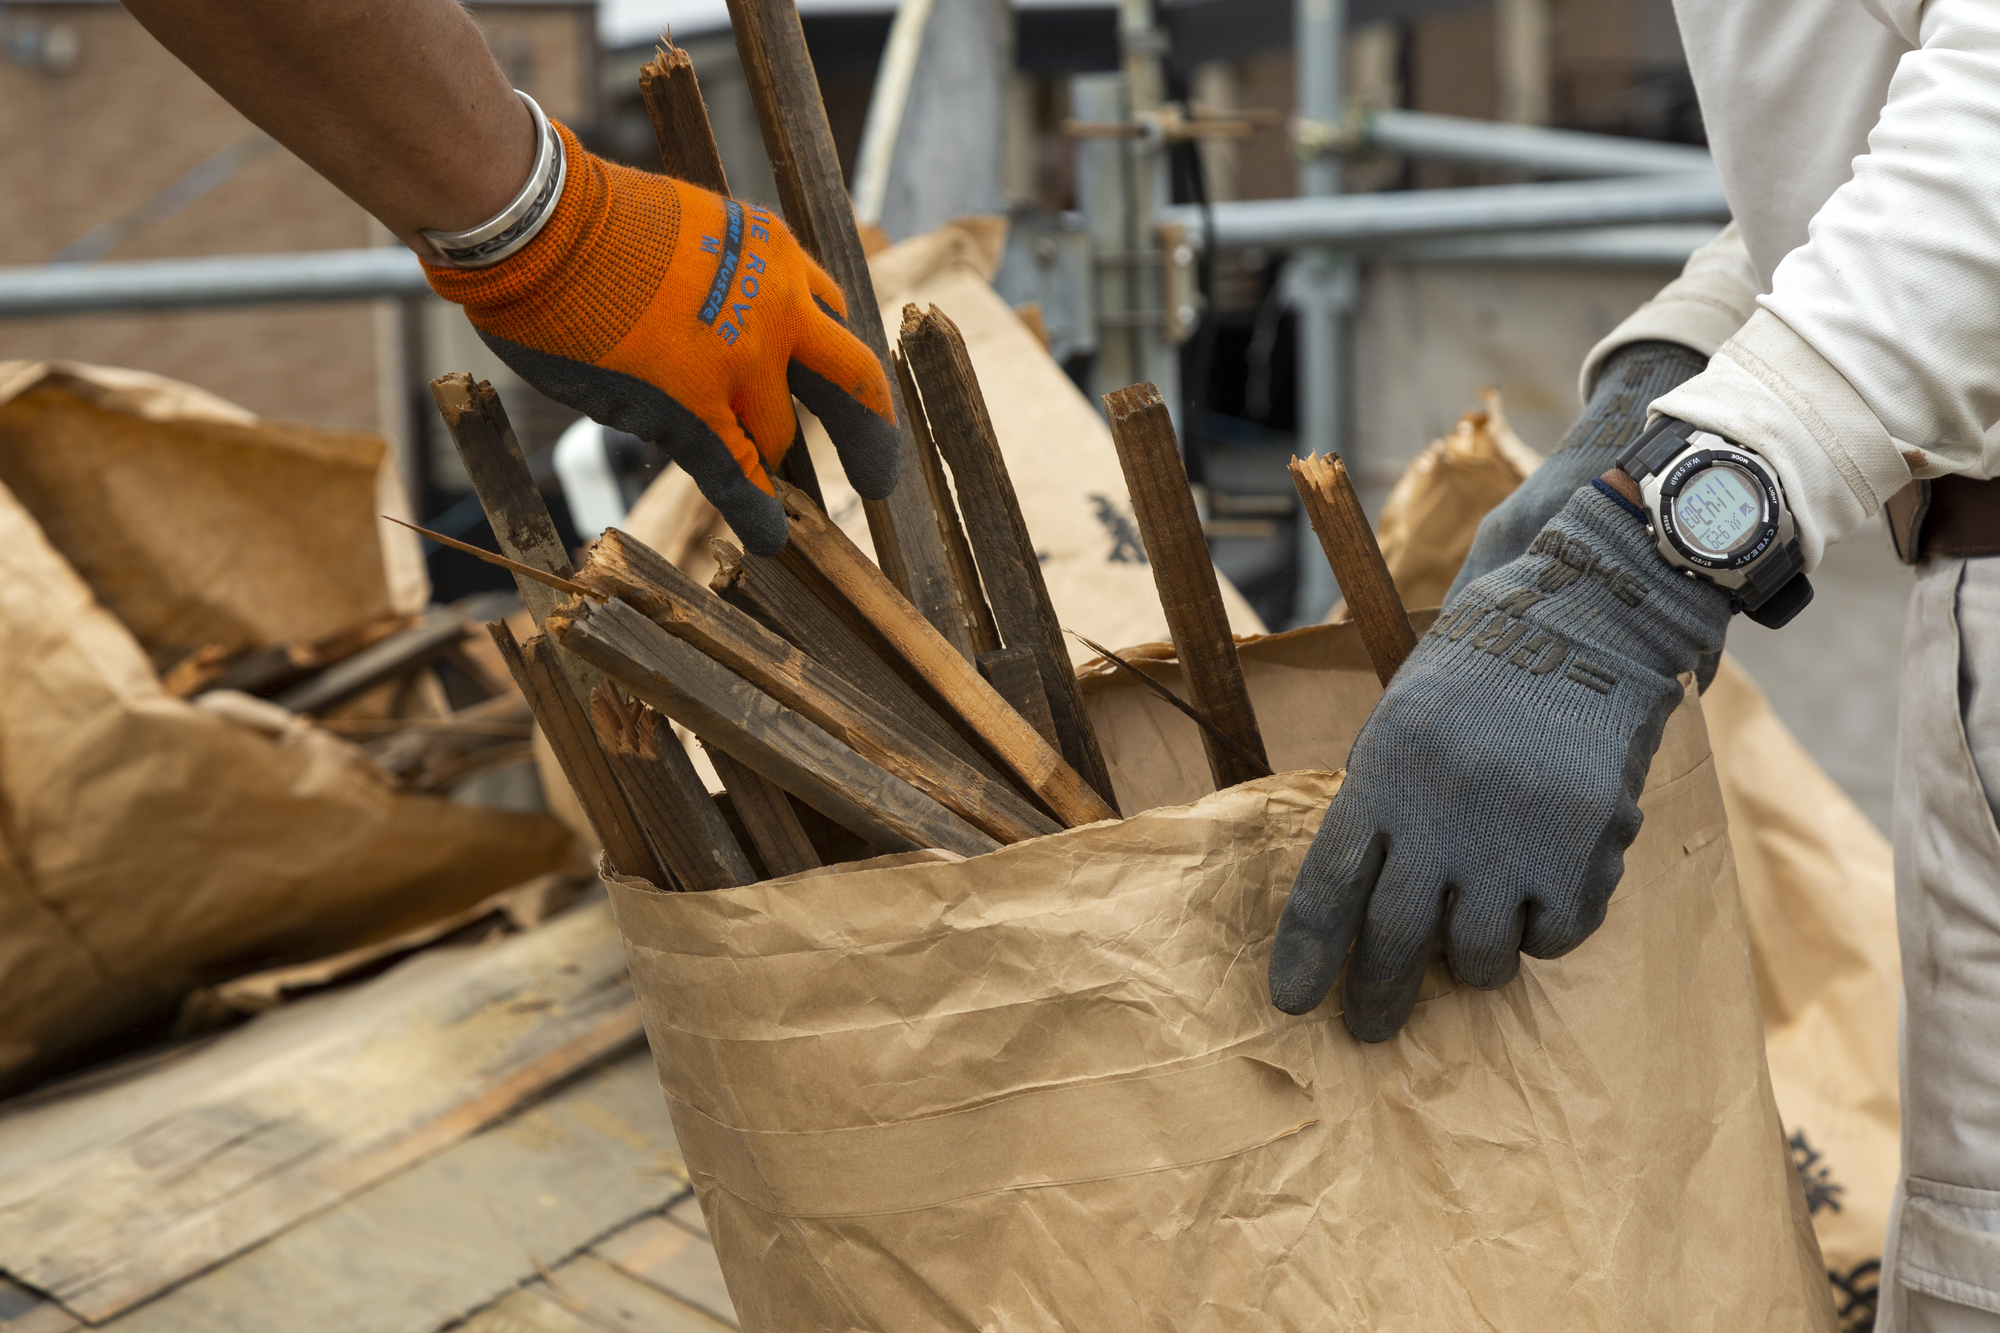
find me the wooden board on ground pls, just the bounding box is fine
[0,903,643,1324]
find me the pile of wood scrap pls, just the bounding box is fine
[430,18,1411,889]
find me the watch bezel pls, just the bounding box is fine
[1653,446,1784,573]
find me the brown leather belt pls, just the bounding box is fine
[1886,475,2000,563]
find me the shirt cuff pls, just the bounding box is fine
[1650,307,1917,571]
[1578,222,1762,401]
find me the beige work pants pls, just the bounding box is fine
[1882,556,2000,1330]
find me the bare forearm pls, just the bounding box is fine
[121,0,534,253]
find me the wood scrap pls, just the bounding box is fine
[701,741,821,878]
[490,622,670,888]
[578,528,1058,844]
[770,479,1119,828]
[895,347,998,657]
[1103,381,1270,791]
[637,38,823,507]
[709,537,1002,775]
[589,686,755,891]
[976,646,1059,750]
[1067,630,1274,780]
[722,0,961,638]
[1290,452,1419,687]
[273,607,470,716]
[550,596,999,858]
[897,305,1118,807]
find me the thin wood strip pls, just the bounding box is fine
[1289,452,1418,687]
[490,624,669,886]
[589,686,754,890]
[895,348,997,657]
[771,480,1119,827]
[550,596,1000,858]
[701,742,822,877]
[976,647,1058,750]
[579,529,1058,843]
[432,375,692,874]
[721,0,959,634]
[1103,381,1270,791]
[637,40,822,506]
[710,538,1002,774]
[638,44,731,194]
[897,305,1118,806]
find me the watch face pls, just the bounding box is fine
[1671,463,1764,559]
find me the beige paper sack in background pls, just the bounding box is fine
[0,364,572,1090]
[610,620,1834,1331]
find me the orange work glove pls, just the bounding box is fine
[426,122,899,554]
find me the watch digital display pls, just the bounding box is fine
[1671,464,1762,558]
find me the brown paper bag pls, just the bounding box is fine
[1360,401,1900,1324]
[610,620,1833,1330]
[0,366,571,1090]
[0,360,429,667]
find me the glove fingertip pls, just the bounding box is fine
[717,486,790,557]
[1268,923,1342,1015]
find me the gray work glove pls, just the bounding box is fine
[1448,341,1708,602]
[1269,484,1732,1041]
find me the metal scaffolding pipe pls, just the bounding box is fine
[1375,222,1723,266]
[1161,172,1728,251]
[0,247,430,317]
[1360,108,1714,179]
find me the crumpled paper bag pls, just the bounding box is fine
[608,619,1834,1330]
[0,360,428,667]
[0,364,571,1090]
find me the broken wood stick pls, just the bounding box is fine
[895,348,996,658]
[638,43,731,195]
[432,373,671,856]
[578,528,1059,844]
[1289,452,1418,687]
[490,623,669,887]
[550,595,1000,858]
[590,686,755,891]
[976,646,1058,750]
[271,608,467,715]
[1103,381,1270,791]
[771,479,1119,827]
[701,741,821,878]
[637,40,822,507]
[710,538,999,773]
[897,305,1119,807]
[721,0,959,638]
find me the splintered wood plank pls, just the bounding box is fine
[1290,452,1418,687]
[898,305,1118,807]
[771,481,1119,827]
[492,623,669,886]
[593,1213,739,1328]
[709,538,997,775]
[550,597,999,857]
[579,529,1058,844]
[701,742,821,877]
[978,646,1059,750]
[894,349,991,658]
[98,1050,682,1333]
[721,0,958,634]
[0,906,645,1325]
[590,687,755,890]
[1103,382,1269,791]
[638,41,821,506]
[639,44,731,194]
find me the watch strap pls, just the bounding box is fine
[1616,415,1697,481]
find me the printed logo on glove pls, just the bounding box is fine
[426,120,899,555]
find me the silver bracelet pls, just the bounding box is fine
[421,90,567,269]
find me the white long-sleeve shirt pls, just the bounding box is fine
[1585,0,2000,569]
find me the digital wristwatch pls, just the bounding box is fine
[1615,416,1813,630]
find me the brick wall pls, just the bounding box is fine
[0,2,596,437]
